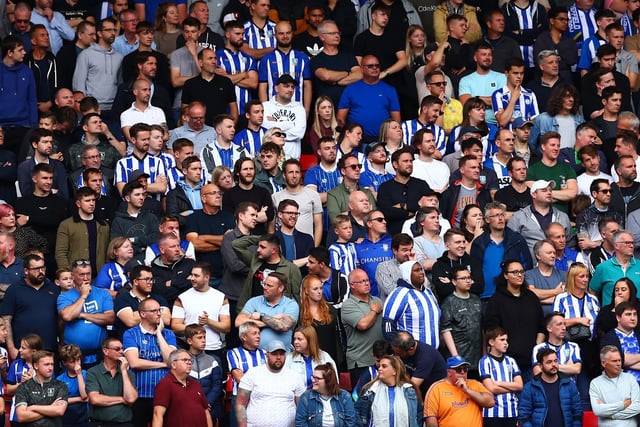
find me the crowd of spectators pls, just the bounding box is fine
[5,0,640,425]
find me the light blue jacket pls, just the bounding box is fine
[354,382,422,427]
[529,113,584,153]
[295,389,356,427]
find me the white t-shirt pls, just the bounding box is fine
[577,171,613,201]
[239,364,306,427]
[412,158,451,192]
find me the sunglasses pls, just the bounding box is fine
[364,63,380,69]
[453,366,469,373]
[273,132,286,137]
[428,81,447,86]
[369,217,386,223]
[344,164,362,171]
[73,259,91,267]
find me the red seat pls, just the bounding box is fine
[300,154,318,172]
[339,372,352,392]
[583,410,598,427]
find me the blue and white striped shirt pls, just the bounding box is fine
[114,152,168,198]
[478,353,521,418]
[615,328,640,382]
[95,261,128,292]
[483,154,511,189]
[621,13,638,37]
[382,284,440,348]
[359,160,394,192]
[552,292,600,339]
[227,346,267,395]
[258,49,311,104]
[243,20,277,50]
[329,241,358,276]
[401,119,446,155]
[509,2,538,68]
[531,341,581,367]
[491,86,539,124]
[122,325,177,398]
[216,48,258,114]
[234,127,266,158]
[577,34,606,70]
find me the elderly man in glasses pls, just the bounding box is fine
[85,337,138,427]
[152,349,213,427]
[58,259,115,367]
[425,355,494,427]
[591,230,640,307]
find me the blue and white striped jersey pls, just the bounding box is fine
[479,353,521,418]
[217,48,258,114]
[258,49,311,104]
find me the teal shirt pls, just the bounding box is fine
[591,256,640,306]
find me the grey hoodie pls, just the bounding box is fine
[72,43,123,110]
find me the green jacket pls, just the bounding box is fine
[327,182,376,224]
[233,235,302,313]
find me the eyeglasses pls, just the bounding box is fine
[453,366,469,373]
[203,191,223,196]
[273,132,286,137]
[280,211,300,216]
[350,279,370,285]
[27,266,46,272]
[487,212,505,219]
[135,277,154,282]
[507,269,525,275]
[369,217,386,223]
[73,259,91,267]
[617,241,635,246]
[106,346,123,351]
[598,189,611,194]
[344,164,362,171]
[141,308,163,314]
[454,276,473,281]
[428,81,447,86]
[176,358,193,364]
[311,375,324,381]
[363,63,380,68]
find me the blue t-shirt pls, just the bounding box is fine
[481,241,504,299]
[242,295,299,352]
[57,287,114,361]
[338,80,400,137]
[57,370,89,426]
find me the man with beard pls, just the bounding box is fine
[222,157,275,235]
[518,348,583,427]
[119,78,167,153]
[377,147,431,236]
[458,42,507,125]
[411,129,450,194]
[1,254,59,359]
[326,152,374,227]
[234,100,266,158]
[235,340,305,427]
[73,18,123,116]
[275,200,314,270]
[165,156,204,230]
[17,128,69,200]
[401,95,446,158]
[495,156,532,221]
[171,262,230,365]
[217,21,259,119]
[610,155,640,228]
[55,187,109,273]
[258,20,312,114]
[440,155,491,228]
[273,159,323,245]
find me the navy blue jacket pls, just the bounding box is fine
[470,227,533,271]
[518,374,582,427]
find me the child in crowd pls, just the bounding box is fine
[56,344,88,427]
[6,334,42,424]
[55,268,74,292]
[329,215,358,276]
[478,327,523,427]
[185,324,224,424]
